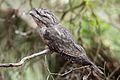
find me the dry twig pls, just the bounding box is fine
[0,49,50,67]
[107,65,120,80]
[49,66,89,77]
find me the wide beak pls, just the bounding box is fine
[29,8,40,16]
[29,8,44,27]
[29,8,36,17]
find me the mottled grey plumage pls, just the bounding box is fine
[29,8,105,79]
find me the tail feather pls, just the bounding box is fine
[90,62,105,80]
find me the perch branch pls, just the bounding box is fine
[50,66,89,76]
[0,49,50,67]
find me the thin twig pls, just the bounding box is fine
[107,65,120,79]
[117,75,120,80]
[46,74,51,80]
[50,66,89,77]
[45,55,55,80]
[0,49,50,67]
[55,61,70,79]
[60,1,85,20]
[29,0,33,9]
[83,71,91,80]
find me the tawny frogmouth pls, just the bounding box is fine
[29,8,104,79]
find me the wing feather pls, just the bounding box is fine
[44,25,86,57]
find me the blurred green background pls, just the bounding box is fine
[0,0,120,80]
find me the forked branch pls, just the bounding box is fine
[0,49,50,67]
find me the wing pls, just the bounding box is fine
[43,24,86,57]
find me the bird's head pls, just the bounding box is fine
[29,8,59,27]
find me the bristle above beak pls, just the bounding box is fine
[29,11,34,16]
[29,8,36,15]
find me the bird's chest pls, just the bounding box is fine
[43,31,73,53]
[40,27,82,58]
[43,30,63,51]
[43,29,65,52]
[37,27,50,44]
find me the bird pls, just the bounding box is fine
[29,8,105,79]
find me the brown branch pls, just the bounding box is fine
[107,65,120,80]
[60,1,85,20]
[117,75,120,80]
[50,66,89,77]
[29,0,33,9]
[0,49,50,67]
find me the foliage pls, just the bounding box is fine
[0,0,120,80]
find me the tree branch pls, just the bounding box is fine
[60,1,85,20]
[50,66,89,76]
[0,49,50,67]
